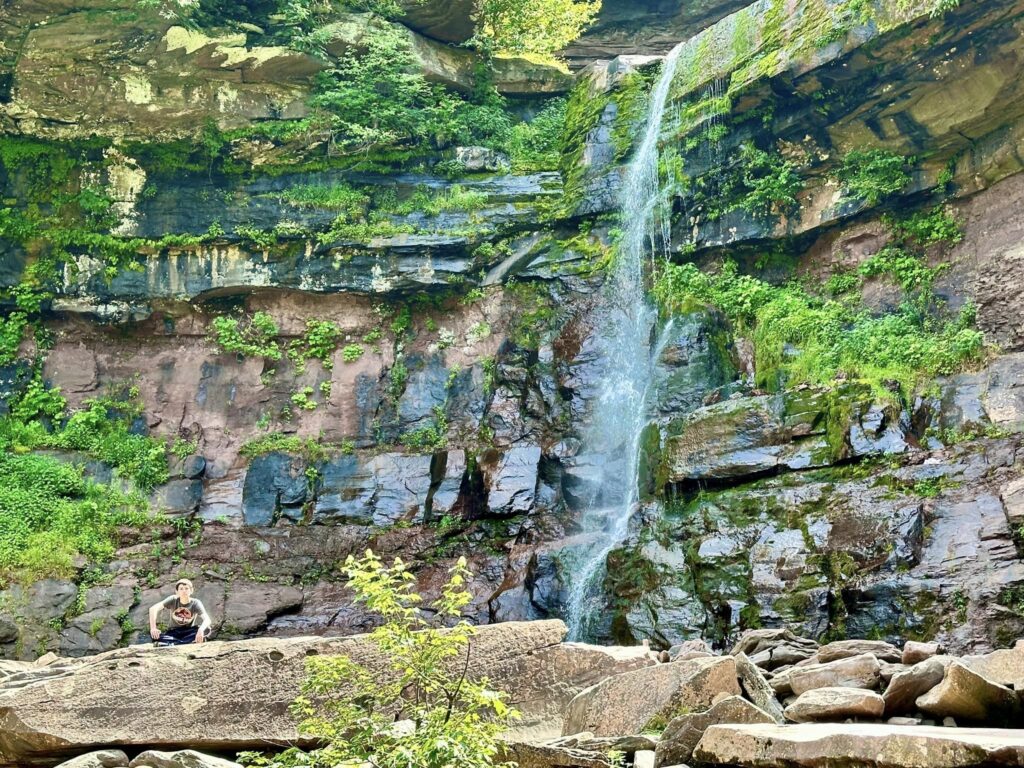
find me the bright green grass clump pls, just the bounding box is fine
[0,452,150,583]
[653,260,985,399]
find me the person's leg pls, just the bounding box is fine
[160,625,198,645]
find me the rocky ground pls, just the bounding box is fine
[2,621,1023,768]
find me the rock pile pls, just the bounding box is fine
[4,623,1024,768]
[533,628,1024,768]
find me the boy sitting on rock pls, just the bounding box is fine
[148,578,213,646]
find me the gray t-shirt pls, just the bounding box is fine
[161,596,209,628]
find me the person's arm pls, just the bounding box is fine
[194,599,212,643]
[149,597,171,639]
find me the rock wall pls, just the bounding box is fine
[0,0,1023,661]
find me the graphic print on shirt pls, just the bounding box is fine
[173,605,194,626]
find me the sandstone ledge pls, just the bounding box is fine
[0,620,652,767]
[693,723,1024,768]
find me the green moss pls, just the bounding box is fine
[559,78,612,212]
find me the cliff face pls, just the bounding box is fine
[0,0,1023,659]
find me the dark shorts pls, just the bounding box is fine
[156,625,200,645]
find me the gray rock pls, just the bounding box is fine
[454,146,510,172]
[129,750,241,768]
[241,452,307,526]
[735,652,785,724]
[916,662,1020,725]
[55,751,129,768]
[182,455,207,479]
[693,723,1024,768]
[153,478,204,516]
[731,628,819,670]
[654,695,774,767]
[781,654,882,696]
[784,687,885,723]
[902,641,940,665]
[484,446,542,516]
[818,640,901,664]
[563,656,740,737]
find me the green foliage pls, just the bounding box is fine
[309,23,470,154]
[288,320,342,372]
[836,148,913,206]
[732,144,803,218]
[211,312,281,361]
[239,432,353,463]
[258,551,517,768]
[472,0,601,57]
[341,344,364,363]
[886,206,962,246]
[279,184,371,218]
[858,245,948,294]
[400,406,449,452]
[392,185,490,216]
[0,451,150,584]
[506,99,568,173]
[653,260,986,398]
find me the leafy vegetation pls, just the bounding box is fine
[0,452,150,584]
[836,148,913,206]
[240,551,517,768]
[653,260,986,398]
[472,0,600,57]
[210,312,282,361]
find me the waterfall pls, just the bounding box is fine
[564,43,686,641]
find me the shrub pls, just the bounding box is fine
[0,452,150,584]
[248,551,517,768]
[836,148,912,206]
[472,0,601,57]
[210,312,281,360]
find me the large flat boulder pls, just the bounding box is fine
[784,687,885,723]
[882,658,949,717]
[0,621,651,766]
[693,723,1024,768]
[775,654,881,696]
[562,656,740,737]
[654,696,774,767]
[962,642,1024,690]
[915,662,1020,725]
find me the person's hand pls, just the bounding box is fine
[150,628,160,640]
[194,631,205,644]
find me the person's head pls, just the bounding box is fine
[175,578,194,601]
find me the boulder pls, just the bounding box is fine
[573,736,656,754]
[962,642,1024,690]
[634,751,655,768]
[562,656,740,737]
[128,751,240,768]
[499,742,610,768]
[734,652,785,724]
[777,653,882,696]
[731,629,818,671]
[883,657,949,716]
[693,723,1024,768]
[818,640,901,664]
[915,662,1021,725]
[54,752,129,768]
[903,641,940,665]
[654,696,774,767]
[0,621,652,765]
[784,687,886,723]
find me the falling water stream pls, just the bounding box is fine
[564,43,687,641]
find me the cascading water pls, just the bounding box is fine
[564,43,686,641]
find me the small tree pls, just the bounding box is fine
[242,551,517,768]
[472,0,602,57]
